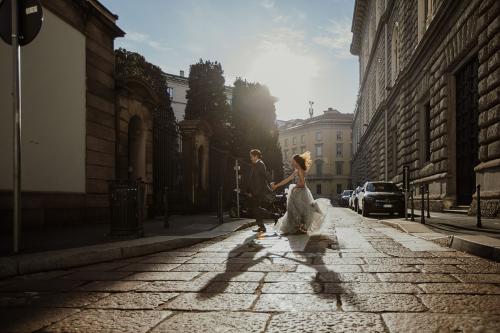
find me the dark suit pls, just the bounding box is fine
[246,159,273,228]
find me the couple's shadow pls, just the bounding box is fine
[196,230,344,300]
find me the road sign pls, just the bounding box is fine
[0,0,43,46]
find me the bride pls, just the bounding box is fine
[271,152,328,235]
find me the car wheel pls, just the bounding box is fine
[362,202,369,217]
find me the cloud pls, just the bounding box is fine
[261,0,275,9]
[125,31,172,52]
[313,19,353,59]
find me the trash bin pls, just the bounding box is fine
[109,179,145,237]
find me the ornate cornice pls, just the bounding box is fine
[350,0,368,55]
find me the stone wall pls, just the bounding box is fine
[351,0,500,216]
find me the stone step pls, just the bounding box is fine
[443,207,469,215]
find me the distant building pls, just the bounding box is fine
[350,0,500,216]
[164,71,233,122]
[278,108,353,199]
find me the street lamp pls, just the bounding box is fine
[308,101,314,118]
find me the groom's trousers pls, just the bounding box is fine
[248,194,272,228]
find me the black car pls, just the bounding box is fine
[358,181,405,217]
[340,190,354,207]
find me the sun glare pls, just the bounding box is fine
[247,43,319,119]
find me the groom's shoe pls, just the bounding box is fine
[252,225,266,232]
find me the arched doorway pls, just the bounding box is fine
[128,115,146,181]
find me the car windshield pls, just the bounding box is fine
[366,182,399,192]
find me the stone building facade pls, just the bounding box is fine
[278,108,353,200]
[350,0,500,216]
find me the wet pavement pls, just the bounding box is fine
[1,207,500,332]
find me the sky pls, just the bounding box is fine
[100,0,358,121]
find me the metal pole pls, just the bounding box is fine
[384,108,388,181]
[410,186,415,221]
[420,185,425,224]
[12,0,22,253]
[235,160,240,218]
[477,184,482,228]
[426,184,431,218]
[404,190,408,220]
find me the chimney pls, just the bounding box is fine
[180,70,185,77]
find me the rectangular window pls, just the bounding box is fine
[316,184,322,195]
[292,147,297,155]
[337,184,342,194]
[316,160,323,176]
[336,161,343,176]
[284,149,289,159]
[166,87,174,100]
[336,143,343,157]
[336,130,342,141]
[301,135,305,143]
[292,137,297,145]
[300,146,306,153]
[315,144,323,158]
[284,139,288,147]
[316,131,322,141]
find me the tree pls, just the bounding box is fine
[231,78,284,181]
[185,59,231,147]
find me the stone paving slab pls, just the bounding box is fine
[89,292,178,309]
[325,282,420,294]
[420,294,500,314]
[116,263,181,272]
[266,312,386,333]
[418,283,500,294]
[62,271,133,281]
[77,281,147,292]
[264,272,317,282]
[341,294,425,312]
[123,271,200,281]
[202,281,260,293]
[452,273,500,283]
[254,294,339,312]
[163,293,257,311]
[262,282,323,293]
[151,311,270,333]
[43,309,171,333]
[377,273,458,283]
[318,272,378,282]
[382,313,500,333]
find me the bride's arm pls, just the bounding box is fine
[271,170,297,190]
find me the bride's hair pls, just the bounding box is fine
[293,151,313,171]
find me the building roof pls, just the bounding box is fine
[163,71,233,92]
[278,108,353,132]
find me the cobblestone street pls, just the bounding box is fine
[1,207,500,332]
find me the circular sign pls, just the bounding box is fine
[0,0,43,46]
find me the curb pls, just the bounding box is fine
[0,219,256,279]
[379,219,500,262]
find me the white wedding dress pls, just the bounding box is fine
[274,183,329,235]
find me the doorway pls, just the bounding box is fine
[455,56,479,205]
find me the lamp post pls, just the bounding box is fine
[308,101,314,118]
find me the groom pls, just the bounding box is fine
[246,149,273,233]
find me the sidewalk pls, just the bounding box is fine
[0,214,238,255]
[0,214,256,278]
[378,211,500,261]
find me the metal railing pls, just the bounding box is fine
[109,179,145,237]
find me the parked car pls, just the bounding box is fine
[357,181,405,217]
[349,186,363,211]
[340,190,354,207]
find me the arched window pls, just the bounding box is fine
[391,23,401,85]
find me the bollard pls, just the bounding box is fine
[426,184,431,218]
[420,185,425,224]
[477,184,482,228]
[163,186,169,228]
[410,186,415,221]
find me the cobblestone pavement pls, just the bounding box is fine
[1,207,500,332]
